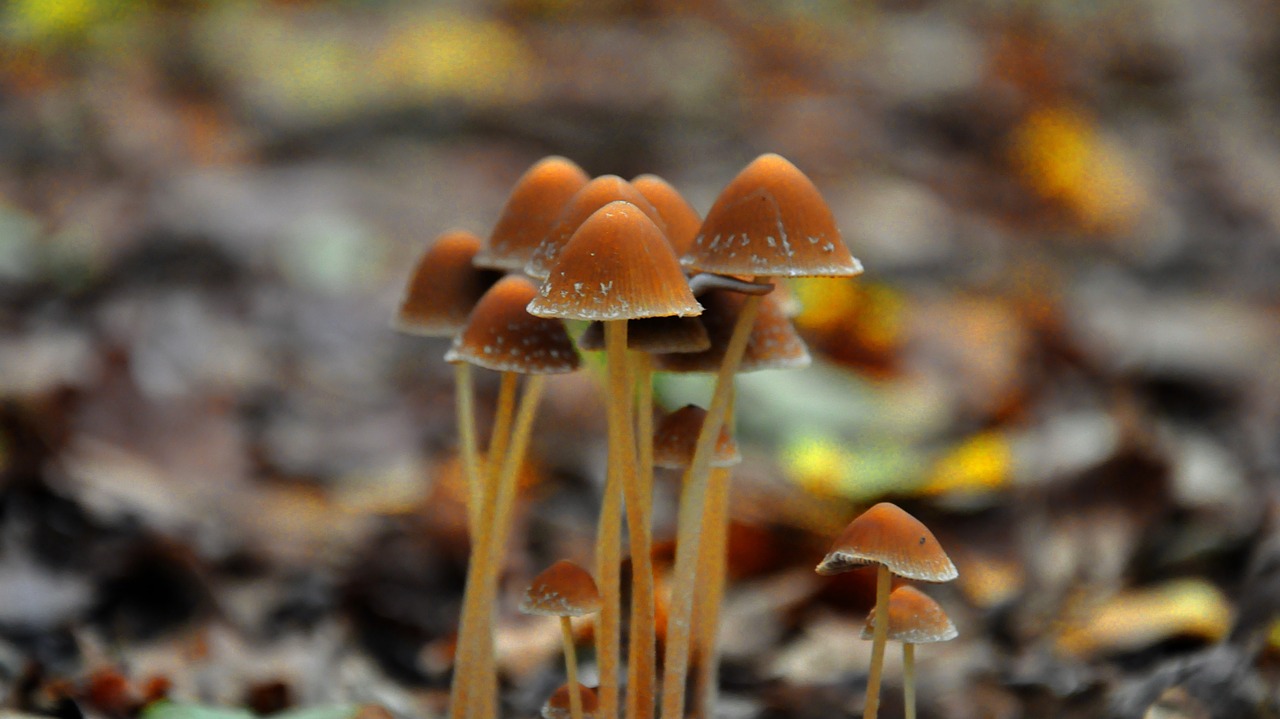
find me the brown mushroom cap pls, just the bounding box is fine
[444,276,581,374]
[684,154,863,278]
[860,585,958,643]
[576,316,711,354]
[394,230,500,337]
[652,288,808,373]
[653,404,741,469]
[526,176,668,279]
[631,174,702,256]
[520,560,603,617]
[542,684,600,719]
[527,201,701,322]
[816,503,958,582]
[474,156,590,272]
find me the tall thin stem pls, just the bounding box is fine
[903,643,916,719]
[596,427,622,719]
[625,348,657,719]
[451,370,519,719]
[561,616,584,719]
[692,465,731,718]
[661,293,763,719]
[864,564,892,719]
[455,362,482,538]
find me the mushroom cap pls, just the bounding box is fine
[394,230,500,337]
[444,276,581,374]
[816,502,958,582]
[542,684,599,719]
[653,404,741,469]
[684,154,863,278]
[520,560,603,617]
[576,316,711,354]
[860,585,958,643]
[527,201,702,322]
[474,156,590,272]
[652,288,809,373]
[526,176,668,279]
[631,174,702,256]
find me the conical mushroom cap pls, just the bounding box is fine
[632,174,702,256]
[577,316,711,354]
[653,404,741,469]
[860,585,958,643]
[475,156,590,272]
[526,176,668,279]
[542,684,599,719]
[816,502,958,582]
[444,276,581,374]
[520,559,603,617]
[652,289,808,373]
[527,201,701,322]
[394,230,500,337]
[684,154,863,278]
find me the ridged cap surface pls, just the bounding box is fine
[816,503,958,582]
[444,276,580,374]
[653,404,741,469]
[684,154,863,278]
[395,230,498,337]
[520,560,603,617]
[526,176,667,279]
[860,585,958,643]
[527,201,701,321]
[632,174,702,256]
[475,156,590,271]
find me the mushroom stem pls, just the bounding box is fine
[455,361,482,540]
[603,321,656,719]
[595,447,622,719]
[561,616,584,719]
[450,370,520,719]
[864,564,892,719]
[661,293,763,719]
[455,371,541,719]
[626,349,658,719]
[903,643,916,719]
[692,465,732,719]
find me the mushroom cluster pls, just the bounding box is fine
[395,154,863,719]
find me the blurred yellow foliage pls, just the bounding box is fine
[792,279,903,351]
[919,430,1012,497]
[956,554,1023,608]
[377,11,537,103]
[4,0,101,43]
[1055,579,1232,658]
[783,434,847,498]
[1009,105,1148,232]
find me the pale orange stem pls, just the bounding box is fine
[864,564,892,719]
[625,349,657,719]
[660,294,763,719]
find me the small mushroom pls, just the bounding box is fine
[521,561,603,719]
[860,586,957,719]
[817,503,957,719]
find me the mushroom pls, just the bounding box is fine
[543,684,601,719]
[522,561,604,719]
[529,200,701,719]
[525,176,668,280]
[445,275,581,719]
[860,586,957,719]
[817,503,957,719]
[631,174,702,256]
[473,156,589,272]
[662,154,863,719]
[394,229,501,538]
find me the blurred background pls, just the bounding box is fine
[1,1,1279,718]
